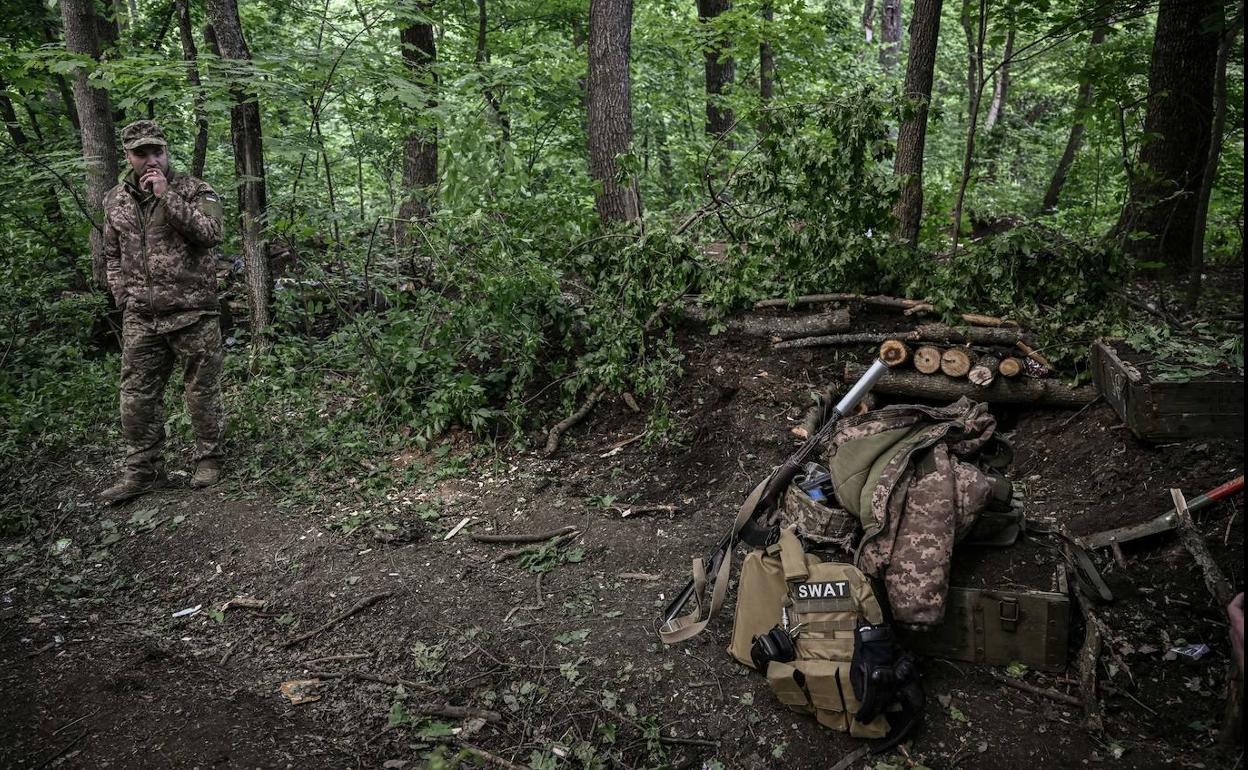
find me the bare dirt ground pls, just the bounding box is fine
[2,322,1243,770]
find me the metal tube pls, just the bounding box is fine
[833,358,890,417]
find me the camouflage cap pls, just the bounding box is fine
[121,120,168,151]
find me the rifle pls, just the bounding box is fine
[659,358,892,638]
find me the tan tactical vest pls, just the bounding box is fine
[728,527,890,738]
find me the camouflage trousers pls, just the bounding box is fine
[120,311,224,476]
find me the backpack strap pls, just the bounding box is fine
[777,526,809,583]
[658,475,772,644]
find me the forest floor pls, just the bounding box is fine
[1,316,1243,770]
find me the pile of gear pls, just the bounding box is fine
[660,392,1025,752]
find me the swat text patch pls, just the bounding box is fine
[794,581,850,600]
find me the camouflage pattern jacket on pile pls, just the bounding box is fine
[103,168,224,316]
[826,398,998,630]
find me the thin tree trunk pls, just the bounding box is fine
[1187,3,1243,307]
[959,0,977,112]
[879,0,901,69]
[892,0,943,248]
[59,0,119,289]
[475,0,510,142]
[863,0,875,43]
[697,0,735,138]
[397,3,438,240]
[984,25,1012,131]
[41,19,81,132]
[1041,25,1107,212]
[587,0,640,223]
[175,0,209,178]
[949,0,986,255]
[0,83,69,250]
[1115,0,1221,275]
[759,2,775,104]
[203,0,271,355]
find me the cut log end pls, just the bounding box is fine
[969,356,1000,388]
[879,339,910,367]
[998,357,1023,378]
[914,345,943,374]
[940,348,973,378]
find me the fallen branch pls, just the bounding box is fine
[494,530,580,563]
[616,503,680,518]
[989,670,1082,707]
[306,668,440,693]
[754,293,1017,327]
[776,323,1033,350]
[683,304,851,340]
[843,363,1096,407]
[544,384,606,456]
[1170,488,1234,608]
[282,592,393,649]
[1076,592,1105,733]
[471,526,578,544]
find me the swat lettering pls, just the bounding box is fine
[795,581,850,600]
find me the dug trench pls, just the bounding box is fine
[1,320,1242,769]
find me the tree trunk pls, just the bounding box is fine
[203,0,271,354]
[879,0,901,69]
[983,25,1013,132]
[0,83,73,269]
[398,3,438,237]
[41,19,81,132]
[1187,3,1243,307]
[475,0,510,142]
[587,0,640,224]
[1041,25,1107,212]
[175,0,209,178]
[1116,0,1221,275]
[959,0,977,104]
[59,0,119,289]
[892,0,943,248]
[949,0,986,255]
[697,0,735,138]
[759,2,775,104]
[863,0,875,43]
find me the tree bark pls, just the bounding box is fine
[41,19,81,132]
[983,25,1013,132]
[587,0,640,224]
[892,0,943,248]
[948,0,985,256]
[879,0,902,69]
[175,0,209,178]
[759,2,775,104]
[844,363,1096,407]
[59,0,119,289]
[203,1,271,354]
[398,3,438,236]
[1041,25,1107,212]
[863,0,875,43]
[1116,0,1221,275]
[697,0,735,138]
[1187,3,1242,307]
[475,0,510,142]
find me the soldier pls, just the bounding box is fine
[99,120,227,503]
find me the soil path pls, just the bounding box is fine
[2,328,1242,769]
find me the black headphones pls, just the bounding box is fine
[750,625,798,674]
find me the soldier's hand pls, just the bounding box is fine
[142,168,168,197]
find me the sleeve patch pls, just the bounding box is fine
[199,193,225,220]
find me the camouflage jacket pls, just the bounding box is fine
[826,398,998,629]
[103,168,224,317]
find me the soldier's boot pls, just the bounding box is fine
[100,469,166,505]
[191,460,223,489]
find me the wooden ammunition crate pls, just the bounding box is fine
[1091,339,1244,442]
[904,584,1070,672]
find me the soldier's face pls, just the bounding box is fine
[126,146,168,176]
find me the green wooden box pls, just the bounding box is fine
[1091,339,1244,442]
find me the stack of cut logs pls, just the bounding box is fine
[691,293,1098,407]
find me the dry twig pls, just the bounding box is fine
[282,592,393,649]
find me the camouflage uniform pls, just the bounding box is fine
[103,120,226,484]
[826,398,998,629]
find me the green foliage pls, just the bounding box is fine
[1122,321,1244,382]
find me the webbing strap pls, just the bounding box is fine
[778,526,809,582]
[658,474,773,644]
